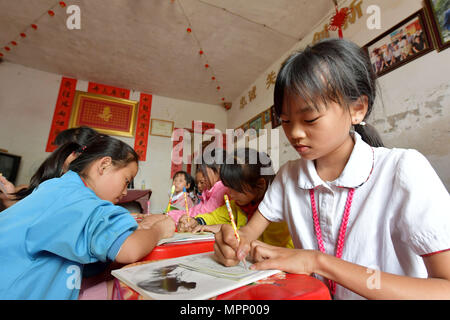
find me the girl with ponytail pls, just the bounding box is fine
[213,38,450,300]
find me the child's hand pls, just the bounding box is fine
[177,214,198,232]
[153,215,176,239]
[192,224,222,234]
[249,240,318,275]
[138,214,167,230]
[0,174,15,198]
[214,224,250,267]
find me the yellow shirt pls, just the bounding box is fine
[196,200,293,248]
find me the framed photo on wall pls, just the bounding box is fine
[69,91,138,137]
[424,0,450,52]
[363,9,434,77]
[150,118,174,138]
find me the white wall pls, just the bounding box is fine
[227,0,450,191]
[0,61,227,211]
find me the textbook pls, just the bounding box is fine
[111,252,280,300]
[157,232,215,246]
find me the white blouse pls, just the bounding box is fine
[259,132,450,300]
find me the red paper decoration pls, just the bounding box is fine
[59,1,66,7]
[0,53,3,57]
[4,46,10,51]
[199,50,204,55]
[31,24,38,30]
[186,28,192,33]
[20,33,26,38]
[328,2,351,39]
[88,82,130,99]
[211,76,215,80]
[48,10,55,17]
[46,77,77,152]
[205,64,209,68]
[216,86,220,90]
[134,93,152,161]
[11,41,17,46]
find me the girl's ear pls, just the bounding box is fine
[98,156,113,175]
[349,96,369,125]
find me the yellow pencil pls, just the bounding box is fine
[183,187,190,222]
[224,195,248,270]
[165,185,175,214]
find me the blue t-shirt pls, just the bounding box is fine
[0,171,138,299]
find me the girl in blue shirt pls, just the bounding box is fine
[0,135,175,299]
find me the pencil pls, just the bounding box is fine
[224,194,248,270]
[165,185,175,214]
[183,187,190,223]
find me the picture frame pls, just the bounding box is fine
[69,91,138,137]
[150,118,174,138]
[248,115,263,132]
[363,9,434,77]
[424,0,450,52]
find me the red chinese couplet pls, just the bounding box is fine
[45,77,77,152]
[134,93,152,161]
[88,82,130,99]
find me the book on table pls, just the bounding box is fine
[111,252,280,300]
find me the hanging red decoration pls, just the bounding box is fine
[31,24,38,30]
[11,41,17,46]
[205,64,209,68]
[4,46,10,51]
[328,0,351,39]
[186,27,192,33]
[199,50,204,55]
[59,1,66,7]
[216,86,220,90]
[20,33,26,38]
[48,10,55,17]
[0,53,3,57]
[211,76,215,80]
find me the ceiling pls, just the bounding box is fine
[0,0,334,106]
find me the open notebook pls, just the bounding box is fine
[157,232,215,246]
[111,252,280,300]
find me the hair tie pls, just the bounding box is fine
[80,145,87,152]
[359,121,366,126]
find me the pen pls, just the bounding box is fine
[224,194,248,270]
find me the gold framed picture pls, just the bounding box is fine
[150,118,174,138]
[69,91,138,137]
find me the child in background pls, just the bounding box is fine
[213,39,450,300]
[194,170,207,204]
[167,148,227,224]
[0,135,174,299]
[169,171,195,210]
[178,148,293,249]
[0,126,99,209]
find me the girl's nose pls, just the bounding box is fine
[286,122,306,141]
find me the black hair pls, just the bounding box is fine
[274,38,384,147]
[13,134,138,200]
[53,126,98,147]
[220,148,275,194]
[12,126,99,200]
[195,147,227,190]
[173,170,195,193]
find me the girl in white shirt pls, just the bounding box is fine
[213,38,450,299]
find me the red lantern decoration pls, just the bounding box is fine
[205,64,209,68]
[0,53,3,57]
[186,27,192,33]
[48,10,55,17]
[216,86,220,90]
[31,24,38,30]
[20,33,26,38]
[11,41,17,46]
[199,50,204,55]
[211,76,216,80]
[4,46,10,51]
[59,1,66,7]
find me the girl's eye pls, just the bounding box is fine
[281,119,290,124]
[305,117,319,123]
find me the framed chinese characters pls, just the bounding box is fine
[69,91,138,137]
[424,0,450,52]
[363,10,433,77]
